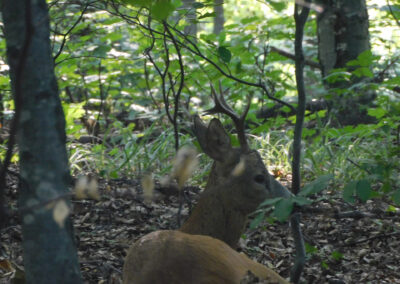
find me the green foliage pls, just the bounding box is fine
[321,261,329,270]
[331,251,344,261]
[249,210,265,229]
[217,46,231,63]
[273,198,293,222]
[0,0,398,227]
[119,0,180,20]
[255,173,332,223]
[343,181,357,203]
[151,1,177,21]
[266,0,287,12]
[299,174,334,197]
[305,243,318,255]
[62,102,85,137]
[347,50,379,68]
[356,179,373,202]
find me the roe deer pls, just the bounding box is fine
[123,85,291,283]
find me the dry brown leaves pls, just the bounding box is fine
[1,176,400,283]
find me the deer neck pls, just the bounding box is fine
[179,185,247,248]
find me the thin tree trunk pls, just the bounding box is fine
[213,0,224,35]
[182,0,197,37]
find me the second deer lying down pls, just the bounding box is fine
[123,89,291,283]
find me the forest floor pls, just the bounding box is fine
[1,173,400,284]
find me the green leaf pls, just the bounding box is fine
[325,69,351,83]
[217,46,231,63]
[356,179,372,202]
[252,122,270,134]
[120,0,151,7]
[110,171,119,178]
[331,251,344,261]
[353,67,373,78]
[0,76,10,86]
[269,0,286,12]
[305,243,318,255]
[321,261,329,269]
[392,190,400,204]
[240,16,259,25]
[347,50,377,67]
[192,2,204,8]
[198,12,216,19]
[292,196,312,206]
[109,148,119,156]
[93,45,111,56]
[299,174,334,197]
[259,197,283,207]
[368,107,386,119]
[273,198,293,222]
[343,181,357,203]
[62,102,85,127]
[385,76,400,86]
[249,211,265,229]
[152,1,175,21]
[357,50,377,66]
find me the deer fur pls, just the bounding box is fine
[179,117,290,247]
[123,116,291,283]
[123,230,289,284]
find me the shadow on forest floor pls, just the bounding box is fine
[1,174,400,283]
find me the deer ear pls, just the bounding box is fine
[193,115,208,149]
[193,116,232,161]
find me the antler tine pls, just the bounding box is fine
[205,83,250,151]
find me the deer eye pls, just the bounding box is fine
[254,174,265,184]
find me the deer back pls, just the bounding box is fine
[123,230,289,284]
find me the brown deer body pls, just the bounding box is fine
[123,87,291,284]
[123,230,288,284]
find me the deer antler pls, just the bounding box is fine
[205,82,251,152]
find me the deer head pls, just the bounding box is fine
[179,84,291,247]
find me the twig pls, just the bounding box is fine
[342,231,400,247]
[164,22,184,151]
[387,0,400,27]
[143,59,161,112]
[346,158,372,175]
[270,46,320,69]
[53,2,90,61]
[105,4,296,112]
[299,205,400,220]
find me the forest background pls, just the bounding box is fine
[0,0,399,283]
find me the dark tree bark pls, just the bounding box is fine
[289,2,309,282]
[213,0,224,35]
[317,0,370,76]
[182,0,197,37]
[316,0,375,125]
[2,0,82,282]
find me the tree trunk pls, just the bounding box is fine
[317,0,370,76]
[182,0,197,37]
[213,0,224,35]
[316,0,375,125]
[2,0,82,282]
